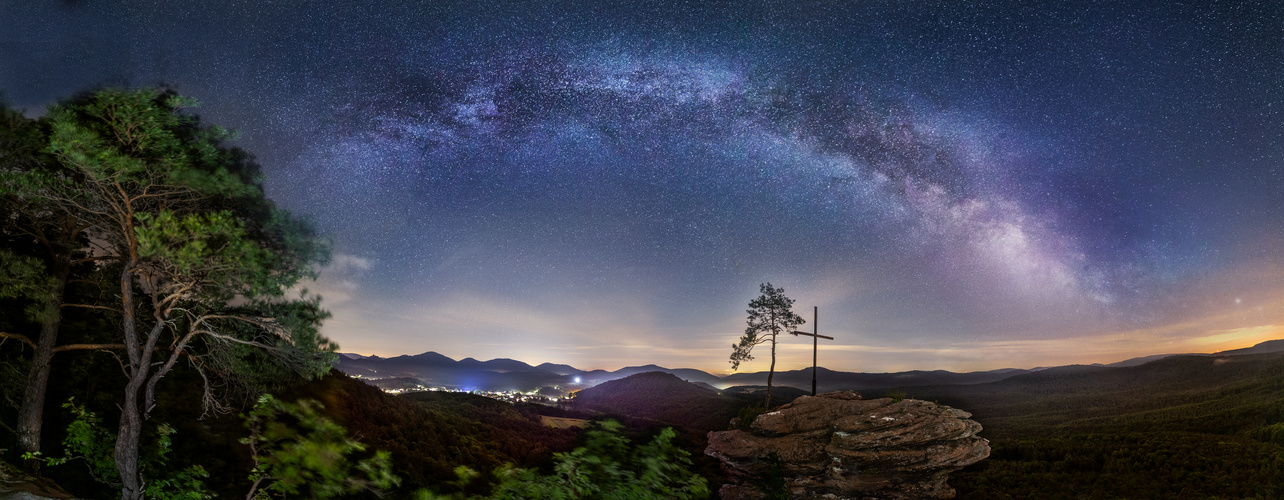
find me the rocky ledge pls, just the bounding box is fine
[706,391,989,499]
[0,459,77,500]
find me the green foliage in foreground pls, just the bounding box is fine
[422,419,709,500]
[25,399,211,500]
[242,394,400,499]
[21,393,404,500]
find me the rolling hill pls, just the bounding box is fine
[325,348,1284,498]
[332,351,1027,394]
[719,366,1030,392]
[334,338,1284,397]
[573,371,725,428]
[898,352,1284,499]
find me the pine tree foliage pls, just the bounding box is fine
[2,88,335,498]
[729,282,804,408]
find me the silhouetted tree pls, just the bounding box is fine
[729,283,804,409]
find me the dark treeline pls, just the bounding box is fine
[900,353,1284,499]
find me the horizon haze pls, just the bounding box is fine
[339,336,1284,376]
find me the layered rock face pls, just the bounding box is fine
[706,391,988,499]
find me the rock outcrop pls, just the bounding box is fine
[706,391,988,499]
[0,460,77,499]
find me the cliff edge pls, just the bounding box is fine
[706,391,989,499]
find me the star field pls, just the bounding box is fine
[3,1,1283,372]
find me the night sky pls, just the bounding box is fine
[4,1,1283,373]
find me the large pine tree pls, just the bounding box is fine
[3,88,336,499]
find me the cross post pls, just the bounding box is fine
[791,306,831,395]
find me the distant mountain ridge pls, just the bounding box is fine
[1100,338,1284,367]
[333,352,1020,392]
[333,338,1284,394]
[720,366,1026,393]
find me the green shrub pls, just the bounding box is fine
[422,419,708,500]
[241,394,400,499]
[27,398,211,500]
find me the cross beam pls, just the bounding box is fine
[790,331,833,340]
[790,306,831,395]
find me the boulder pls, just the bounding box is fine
[0,460,77,500]
[706,391,988,499]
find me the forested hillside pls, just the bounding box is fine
[280,374,583,495]
[904,353,1284,498]
[574,371,727,430]
[13,348,1284,498]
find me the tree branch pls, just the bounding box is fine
[195,314,294,344]
[0,415,16,436]
[158,281,199,313]
[71,254,125,265]
[61,303,120,312]
[102,348,129,377]
[145,324,206,417]
[186,357,231,418]
[53,343,127,353]
[205,332,285,352]
[0,332,37,350]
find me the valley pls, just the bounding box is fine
[8,341,1284,499]
[331,340,1284,498]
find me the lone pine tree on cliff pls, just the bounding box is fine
[730,282,805,409]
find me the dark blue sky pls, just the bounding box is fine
[4,1,1282,372]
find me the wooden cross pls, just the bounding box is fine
[791,306,832,396]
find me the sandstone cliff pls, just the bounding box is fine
[705,391,988,499]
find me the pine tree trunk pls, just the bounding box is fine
[116,263,145,500]
[116,375,145,500]
[16,320,61,466]
[16,255,70,472]
[765,337,776,409]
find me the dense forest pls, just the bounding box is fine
[914,353,1284,498]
